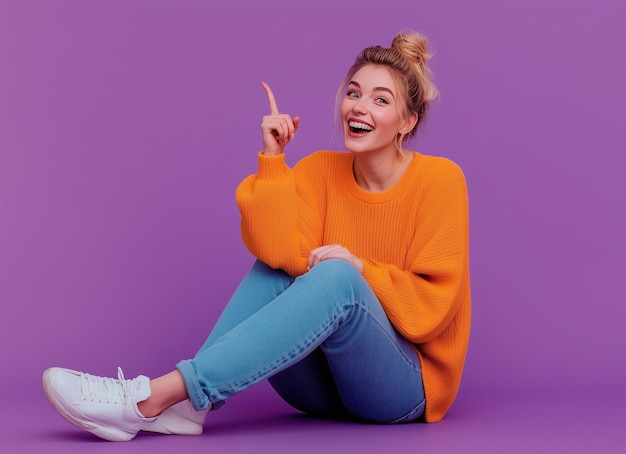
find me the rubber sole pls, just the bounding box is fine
[42,368,136,442]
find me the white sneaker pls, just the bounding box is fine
[42,367,156,442]
[141,399,209,435]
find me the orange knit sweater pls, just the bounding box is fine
[236,150,471,422]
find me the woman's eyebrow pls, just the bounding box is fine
[373,87,395,99]
[348,81,395,99]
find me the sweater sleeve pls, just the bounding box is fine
[361,159,470,343]
[235,152,323,276]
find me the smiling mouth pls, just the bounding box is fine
[348,120,374,134]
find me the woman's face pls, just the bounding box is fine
[340,64,412,155]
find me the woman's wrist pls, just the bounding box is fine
[262,150,283,157]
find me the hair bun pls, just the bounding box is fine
[392,32,432,68]
[392,31,438,102]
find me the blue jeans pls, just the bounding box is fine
[176,259,425,423]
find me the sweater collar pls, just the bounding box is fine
[342,151,423,203]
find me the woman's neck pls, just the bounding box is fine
[352,149,414,192]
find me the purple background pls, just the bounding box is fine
[1,0,625,452]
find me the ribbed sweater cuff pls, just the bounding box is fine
[257,152,286,180]
[362,261,383,290]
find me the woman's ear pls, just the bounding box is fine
[402,112,418,134]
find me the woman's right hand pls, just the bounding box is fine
[261,82,300,156]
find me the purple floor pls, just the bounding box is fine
[2,381,624,453]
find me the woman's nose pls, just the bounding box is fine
[352,98,368,115]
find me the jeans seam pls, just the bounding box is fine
[386,398,426,424]
[352,301,421,373]
[330,300,424,423]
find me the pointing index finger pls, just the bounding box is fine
[262,81,280,115]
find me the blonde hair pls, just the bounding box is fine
[336,31,439,148]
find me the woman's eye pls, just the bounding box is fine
[347,90,359,98]
[375,97,389,104]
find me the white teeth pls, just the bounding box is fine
[349,121,373,131]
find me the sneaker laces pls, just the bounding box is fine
[80,367,133,404]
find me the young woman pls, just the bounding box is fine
[43,31,471,441]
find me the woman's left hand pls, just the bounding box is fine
[307,244,364,274]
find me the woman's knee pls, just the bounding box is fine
[307,259,362,285]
